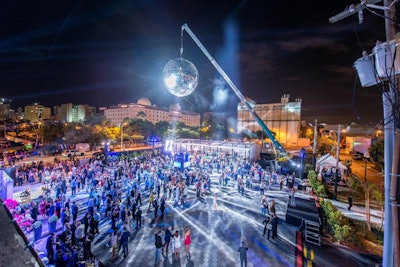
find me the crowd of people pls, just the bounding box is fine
[10,148,299,266]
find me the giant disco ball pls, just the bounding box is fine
[162,58,199,97]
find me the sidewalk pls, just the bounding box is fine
[330,198,383,225]
[294,190,384,226]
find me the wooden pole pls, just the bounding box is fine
[384,1,399,266]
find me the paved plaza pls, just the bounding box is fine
[91,178,297,267]
[10,165,382,267]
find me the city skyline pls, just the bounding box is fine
[0,1,387,125]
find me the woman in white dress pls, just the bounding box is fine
[173,230,181,259]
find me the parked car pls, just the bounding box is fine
[352,153,363,160]
[62,150,84,157]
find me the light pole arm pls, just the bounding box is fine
[181,23,285,154]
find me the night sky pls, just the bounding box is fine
[0,0,389,124]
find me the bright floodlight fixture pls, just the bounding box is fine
[162,57,199,97]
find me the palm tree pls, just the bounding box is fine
[137,111,147,119]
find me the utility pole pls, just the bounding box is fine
[334,124,341,200]
[364,152,371,232]
[329,1,398,266]
[312,119,318,170]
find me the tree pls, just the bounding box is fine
[368,139,384,172]
[371,187,384,231]
[85,114,106,125]
[154,121,170,139]
[300,124,314,140]
[349,172,379,232]
[137,111,147,119]
[125,118,154,141]
[39,121,64,144]
[63,123,97,144]
[87,125,107,147]
[317,135,335,155]
[200,120,212,139]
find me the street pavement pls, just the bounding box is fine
[11,168,383,267]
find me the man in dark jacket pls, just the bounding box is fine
[160,198,166,218]
[271,213,279,239]
[348,195,353,211]
[46,233,55,264]
[237,241,248,267]
[120,227,131,257]
[163,226,172,255]
[30,202,38,222]
[135,208,142,229]
[153,198,159,218]
[71,201,78,222]
[83,212,91,234]
[70,220,78,245]
[155,230,163,263]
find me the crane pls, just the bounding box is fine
[180,23,287,159]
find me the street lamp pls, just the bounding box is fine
[102,140,110,154]
[149,136,158,155]
[300,147,306,179]
[311,119,318,170]
[309,120,326,171]
[120,122,127,151]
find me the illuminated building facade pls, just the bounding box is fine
[104,98,200,127]
[24,104,51,122]
[237,94,302,146]
[56,103,94,123]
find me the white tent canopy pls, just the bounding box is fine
[316,153,347,177]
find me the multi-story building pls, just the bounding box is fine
[237,94,302,146]
[24,103,51,122]
[58,103,73,122]
[56,103,95,123]
[202,111,229,125]
[0,99,11,120]
[104,98,200,127]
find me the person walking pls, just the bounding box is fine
[163,226,173,255]
[120,227,130,258]
[173,230,181,260]
[184,226,191,260]
[237,241,248,267]
[71,178,77,196]
[271,212,279,239]
[136,190,142,206]
[46,233,55,264]
[269,199,276,215]
[83,212,91,234]
[348,195,353,211]
[263,216,273,240]
[148,191,154,212]
[135,208,142,229]
[260,180,265,196]
[261,196,268,216]
[155,230,163,263]
[160,197,166,218]
[110,229,119,259]
[71,201,78,222]
[290,187,296,207]
[153,197,159,218]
